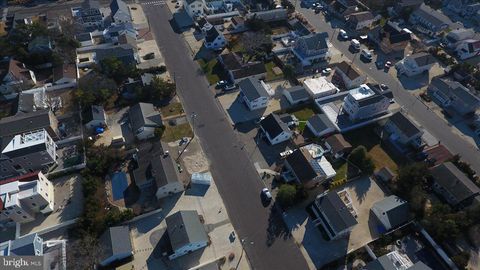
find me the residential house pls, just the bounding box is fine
[247,9,288,22]
[371,195,410,232]
[428,77,480,116]
[184,0,206,18]
[283,85,310,105]
[324,134,352,160]
[456,39,480,60]
[365,251,432,270]
[84,105,107,130]
[95,44,139,66]
[0,171,54,225]
[310,190,358,240]
[132,143,185,199]
[430,162,480,208]
[238,78,270,111]
[0,129,57,180]
[284,147,336,188]
[409,4,451,36]
[443,28,475,49]
[0,110,59,140]
[303,77,339,98]
[28,36,52,54]
[204,25,226,50]
[128,102,162,140]
[329,0,360,18]
[306,114,336,137]
[368,21,412,54]
[334,61,366,89]
[446,0,480,17]
[384,112,424,150]
[0,234,43,256]
[346,11,376,31]
[75,32,94,47]
[260,114,292,145]
[342,84,392,122]
[103,22,137,42]
[17,88,48,113]
[165,210,208,260]
[395,52,436,77]
[52,63,77,85]
[394,0,423,14]
[292,32,329,66]
[0,59,37,94]
[217,52,267,83]
[73,0,104,27]
[99,226,133,267]
[110,0,131,23]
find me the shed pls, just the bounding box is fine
[191,172,212,186]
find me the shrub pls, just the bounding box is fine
[277,184,297,207]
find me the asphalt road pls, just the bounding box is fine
[296,4,480,172]
[142,3,310,270]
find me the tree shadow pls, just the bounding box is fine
[352,176,372,204]
[266,202,293,246]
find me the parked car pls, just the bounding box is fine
[360,49,372,61]
[216,80,228,87]
[224,84,237,91]
[380,84,389,91]
[350,39,360,51]
[339,29,348,40]
[384,61,392,69]
[321,68,332,75]
[261,188,272,201]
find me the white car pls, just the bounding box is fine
[321,68,332,75]
[262,188,272,200]
[339,29,348,40]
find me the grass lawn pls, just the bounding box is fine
[343,126,401,171]
[265,61,283,81]
[198,59,222,85]
[289,106,318,131]
[160,102,184,118]
[162,123,193,142]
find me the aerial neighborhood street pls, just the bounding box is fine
[1,0,480,269]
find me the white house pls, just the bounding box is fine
[203,24,226,50]
[184,0,205,18]
[384,112,424,149]
[428,77,480,116]
[110,0,131,23]
[99,226,133,267]
[128,102,163,140]
[342,84,392,121]
[84,105,107,130]
[260,114,292,145]
[456,39,480,60]
[283,86,310,105]
[303,77,339,99]
[334,61,366,89]
[166,210,208,260]
[395,52,436,77]
[238,78,270,111]
[292,32,330,66]
[0,171,54,226]
[409,4,451,35]
[371,195,410,231]
[347,11,376,31]
[310,191,358,240]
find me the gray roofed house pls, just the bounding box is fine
[371,195,410,231]
[99,226,133,267]
[128,102,162,140]
[324,134,352,159]
[310,191,358,240]
[132,142,185,198]
[431,162,480,207]
[217,52,267,82]
[283,85,310,105]
[366,251,432,270]
[335,61,366,89]
[165,210,208,260]
[293,32,329,66]
[238,77,270,111]
[0,109,58,140]
[343,84,392,121]
[110,0,131,23]
[284,148,323,187]
[306,114,335,137]
[428,77,480,116]
[347,11,376,31]
[8,234,43,256]
[368,21,412,54]
[410,4,451,34]
[395,52,436,77]
[411,53,436,67]
[84,105,107,129]
[384,112,423,149]
[96,44,138,66]
[260,113,292,145]
[203,25,226,50]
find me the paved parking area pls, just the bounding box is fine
[95,107,135,146]
[283,176,386,269]
[130,3,149,28]
[20,174,84,236]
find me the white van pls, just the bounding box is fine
[351,39,360,50]
[361,49,372,60]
